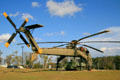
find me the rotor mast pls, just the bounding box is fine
[21,27,42,54]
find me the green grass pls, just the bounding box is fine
[0,69,120,80]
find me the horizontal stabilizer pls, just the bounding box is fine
[25,24,43,29]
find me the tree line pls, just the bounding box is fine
[92,56,120,70]
[0,51,54,69]
[0,50,120,70]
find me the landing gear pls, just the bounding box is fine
[56,56,65,70]
[56,55,92,71]
[87,53,92,71]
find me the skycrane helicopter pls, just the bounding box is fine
[3,12,120,70]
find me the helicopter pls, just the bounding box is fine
[3,12,120,70]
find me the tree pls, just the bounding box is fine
[39,55,54,69]
[114,56,120,70]
[92,56,120,70]
[12,51,22,66]
[33,61,43,68]
[0,50,3,64]
[24,52,38,68]
[6,54,13,65]
[12,56,22,66]
[6,51,22,66]
[43,55,48,69]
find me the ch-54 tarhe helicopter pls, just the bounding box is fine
[3,12,120,70]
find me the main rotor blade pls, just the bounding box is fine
[37,42,69,44]
[3,12,17,30]
[82,44,104,53]
[78,30,110,41]
[53,44,68,48]
[80,41,120,43]
[19,33,30,48]
[16,42,69,45]
[5,33,17,48]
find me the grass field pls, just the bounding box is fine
[0,69,120,80]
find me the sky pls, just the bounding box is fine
[0,0,120,58]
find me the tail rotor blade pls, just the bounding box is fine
[19,33,30,48]
[20,18,29,28]
[5,33,17,48]
[3,12,29,48]
[3,12,17,30]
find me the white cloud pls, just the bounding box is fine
[101,47,120,52]
[82,27,120,57]
[100,47,120,56]
[83,27,120,41]
[46,0,82,17]
[22,13,34,20]
[9,12,19,17]
[100,47,107,51]
[32,2,40,8]
[0,33,11,42]
[35,37,42,41]
[8,12,34,20]
[60,31,65,35]
[83,32,91,36]
[44,31,65,37]
[45,33,54,37]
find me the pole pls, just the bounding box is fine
[21,46,24,66]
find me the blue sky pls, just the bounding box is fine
[0,0,120,57]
